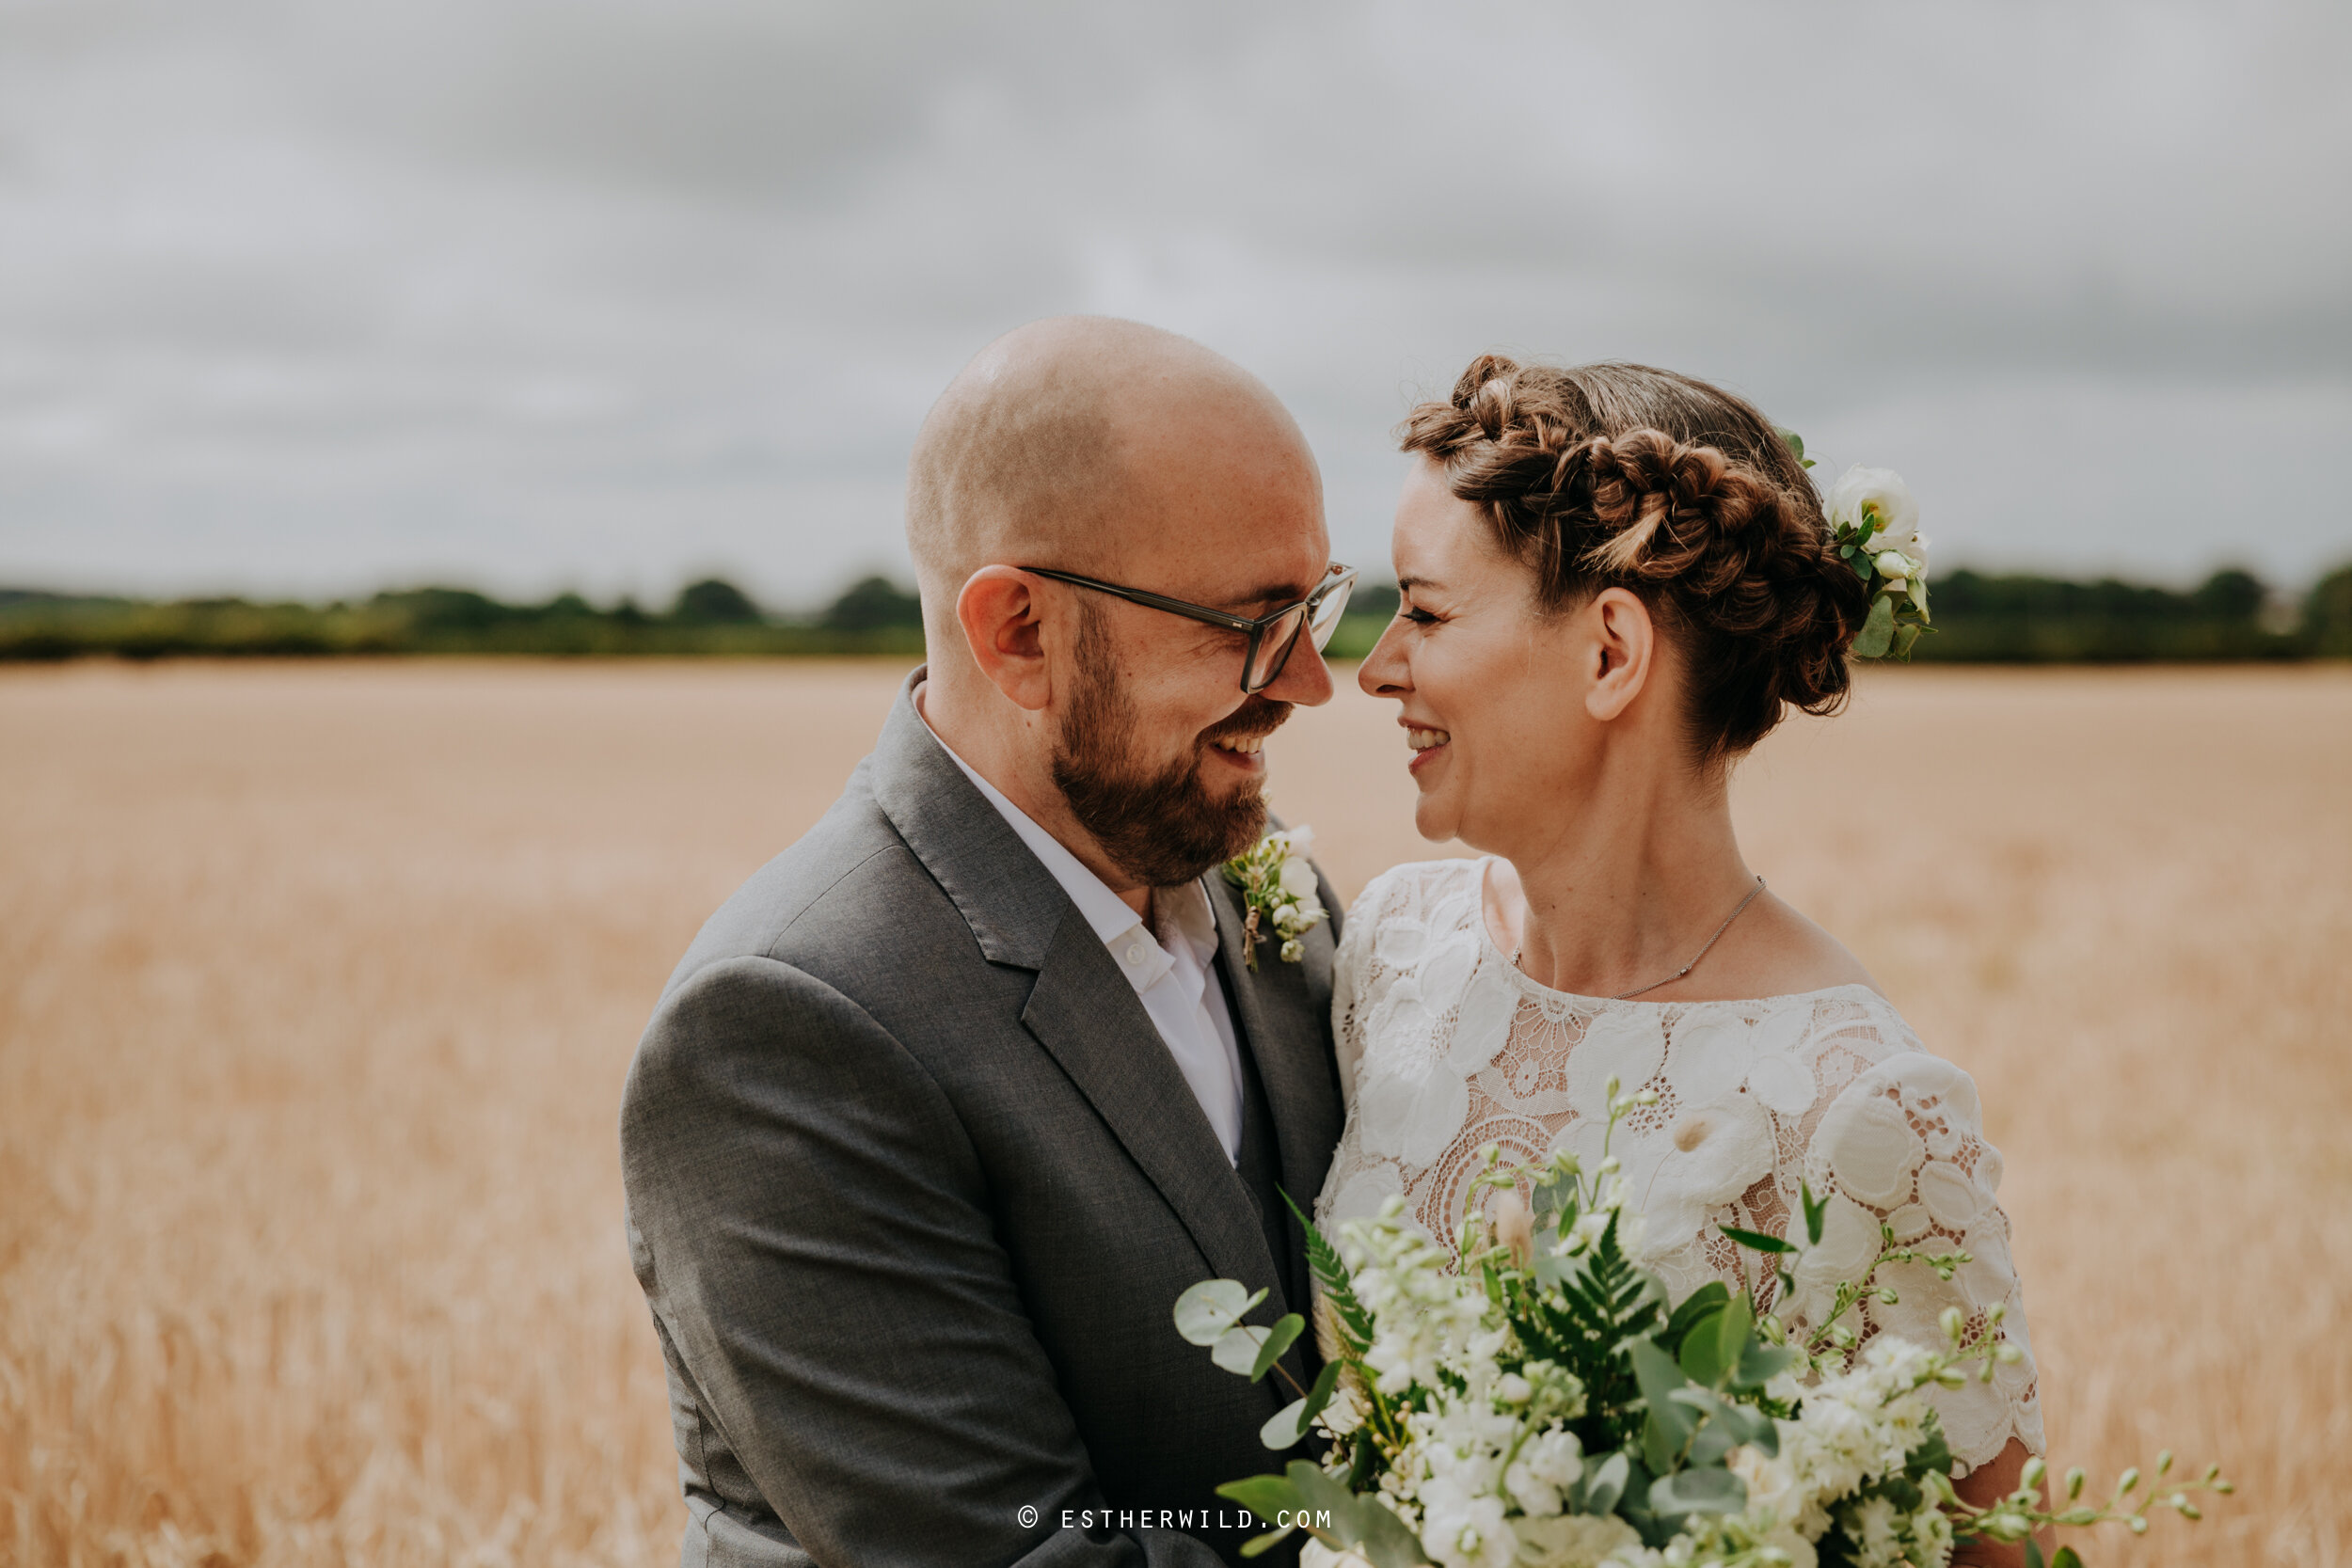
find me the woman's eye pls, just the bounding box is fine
[1401,607,1438,626]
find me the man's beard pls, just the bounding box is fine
[1051,611,1289,889]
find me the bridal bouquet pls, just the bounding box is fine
[1174,1085,2224,1568]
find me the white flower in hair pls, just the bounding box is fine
[1824,466,1920,551]
[1828,466,1931,582]
[1816,460,1933,658]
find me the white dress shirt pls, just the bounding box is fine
[916,696,1248,1164]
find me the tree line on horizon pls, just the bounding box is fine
[3,562,2348,663]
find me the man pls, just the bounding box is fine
[620,317,1357,1567]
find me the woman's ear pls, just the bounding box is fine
[1583,586,1655,722]
[956,566,1056,712]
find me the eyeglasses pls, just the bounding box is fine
[1017,562,1358,694]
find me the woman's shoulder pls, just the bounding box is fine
[1690,890,1880,1003]
[1334,857,1486,986]
[1345,855,1486,927]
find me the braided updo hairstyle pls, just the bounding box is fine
[1400,355,1870,761]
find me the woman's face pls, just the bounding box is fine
[1359,459,1608,853]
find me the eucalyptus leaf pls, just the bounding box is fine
[1260,1399,1310,1451]
[1239,1526,1296,1559]
[1632,1338,1694,1473]
[1212,1323,1272,1376]
[1893,623,1922,659]
[1574,1450,1630,1516]
[1802,1183,1828,1246]
[1713,1292,1754,1382]
[1649,1465,1749,1518]
[1259,1361,1343,1449]
[1216,1473,1304,1526]
[1301,1359,1343,1421]
[2024,1543,2045,1568]
[1718,1225,1796,1256]
[1733,1338,1798,1397]
[1662,1282,1730,1354]
[2052,1549,2084,1568]
[1689,1418,1737,1468]
[1855,594,1896,657]
[1677,1310,1732,1387]
[1671,1386,1773,1449]
[1175,1280,1264,1347]
[1288,1460,1359,1526]
[1289,1463,1430,1567]
[1250,1314,1304,1382]
[1344,1497,1432,1568]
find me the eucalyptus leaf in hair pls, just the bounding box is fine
[1774,426,1817,471]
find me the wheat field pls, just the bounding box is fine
[2,659,2347,1567]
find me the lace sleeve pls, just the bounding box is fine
[1789,1049,2045,1473]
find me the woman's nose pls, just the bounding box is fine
[1359,619,1410,697]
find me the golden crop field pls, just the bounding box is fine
[2,659,2347,1568]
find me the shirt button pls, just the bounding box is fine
[1124,943,1146,966]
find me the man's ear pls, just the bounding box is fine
[957,566,1057,712]
[1583,586,1656,722]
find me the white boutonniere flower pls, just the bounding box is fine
[1220,825,1328,970]
[1823,462,1933,659]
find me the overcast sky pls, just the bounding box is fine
[3,0,2347,609]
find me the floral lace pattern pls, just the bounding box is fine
[1315,858,2043,1474]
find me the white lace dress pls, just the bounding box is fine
[1314,858,2043,1474]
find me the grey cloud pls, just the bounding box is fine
[0,0,2345,603]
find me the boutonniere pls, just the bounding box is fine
[1220,826,1328,971]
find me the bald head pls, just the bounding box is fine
[904,316,1315,645]
[904,317,1337,895]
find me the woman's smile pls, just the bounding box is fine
[1403,721,1452,775]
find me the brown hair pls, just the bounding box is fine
[1399,355,1868,760]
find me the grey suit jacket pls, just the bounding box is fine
[620,671,1346,1568]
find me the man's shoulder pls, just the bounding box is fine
[662,782,971,1004]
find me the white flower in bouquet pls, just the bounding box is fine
[1727,1442,1823,1539]
[1176,1101,2229,1568]
[1503,1427,1587,1517]
[1416,1472,1516,1568]
[1345,1199,1486,1397]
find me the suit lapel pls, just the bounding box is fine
[1207,871,1345,1235]
[1018,916,1285,1302]
[867,671,1289,1311]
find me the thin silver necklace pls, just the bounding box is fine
[1513,876,1767,1001]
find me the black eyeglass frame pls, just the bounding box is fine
[1016,562,1359,693]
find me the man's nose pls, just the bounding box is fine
[1262,636,1336,707]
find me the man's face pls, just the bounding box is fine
[1044,404,1336,888]
[1051,603,1300,886]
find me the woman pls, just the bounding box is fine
[1314,356,2044,1561]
